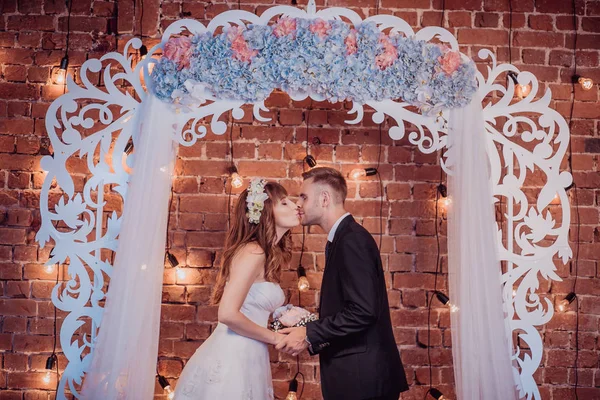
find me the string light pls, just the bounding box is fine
[53,56,69,85]
[285,376,299,400]
[158,374,175,399]
[350,167,377,180]
[139,44,148,60]
[297,265,309,292]
[437,183,447,197]
[303,155,317,169]
[124,141,134,155]
[507,71,530,100]
[54,0,73,87]
[228,166,243,189]
[45,264,55,273]
[176,267,186,280]
[44,354,56,384]
[428,387,446,400]
[231,172,243,188]
[165,251,179,268]
[434,291,459,313]
[573,74,593,91]
[437,183,451,208]
[515,81,531,99]
[557,292,576,312]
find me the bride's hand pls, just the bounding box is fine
[272,332,286,345]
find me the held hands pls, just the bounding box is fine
[275,326,308,356]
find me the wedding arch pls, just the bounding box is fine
[36,1,573,399]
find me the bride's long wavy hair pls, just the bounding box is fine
[211,181,293,305]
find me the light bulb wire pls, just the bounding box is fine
[61,0,73,94]
[52,258,60,393]
[292,100,317,396]
[227,110,236,228]
[376,124,384,251]
[565,1,581,398]
[425,154,445,399]
[304,101,312,171]
[292,370,306,399]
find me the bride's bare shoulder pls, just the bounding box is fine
[236,242,266,259]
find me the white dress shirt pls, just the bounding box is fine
[327,212,351,242]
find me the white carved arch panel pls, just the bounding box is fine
[35,4,571,399]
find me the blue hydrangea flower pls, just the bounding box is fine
[151,19,478,113]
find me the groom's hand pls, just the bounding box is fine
[275,327,308,356]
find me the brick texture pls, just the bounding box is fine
[1,1,599,399]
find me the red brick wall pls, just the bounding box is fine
[1,0,599,399]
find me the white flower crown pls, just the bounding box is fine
[246,178,268,224]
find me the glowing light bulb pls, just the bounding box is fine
[578,77,593,91]
[298,276,310,292]
[176,268,186,280]
[350,168,366,179]
[45,265,54,273]
[165,386,174,399]
[43,371,52,384]
[350,168,377,180]
[285,392,298,400]
[286,378,299,400]
[53,56,69,85]
[515,83,531,99]
[443,197,452,207]
[231,172,243,188]
[512,289,517,297]
[54,70,66,85]
[558,292,576,312]
[434,291,458,313]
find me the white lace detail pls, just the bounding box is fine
[204,359,222,384]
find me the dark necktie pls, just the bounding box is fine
[325,241,332,260]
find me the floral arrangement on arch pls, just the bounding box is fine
[151,17,478,115]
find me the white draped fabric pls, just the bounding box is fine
[79,94,519,399]
[447,97,519,399]
[80,95,177,399]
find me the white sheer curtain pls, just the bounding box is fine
[447,97,519,399]
[81,95,177,399]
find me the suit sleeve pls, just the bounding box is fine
[306,231,380,354]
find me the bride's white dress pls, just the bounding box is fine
[174,281,285,399]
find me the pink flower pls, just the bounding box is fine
[163,36,193,69]
[345,29,358,55]
[438,50,461,75]
[227,26,258,63]
[309,19,331,39]
[436,43,451,54]
[273,17,297,38]
[278,306,311,327]
[375,34,398,70]
[226,25,244,42]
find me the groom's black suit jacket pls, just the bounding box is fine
[306,216,408,400]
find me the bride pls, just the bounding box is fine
[174,179,299,399]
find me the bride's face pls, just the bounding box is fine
[273,196,300,230]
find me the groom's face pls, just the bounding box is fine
[297,178,323,226]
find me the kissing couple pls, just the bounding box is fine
[174,167,408,400]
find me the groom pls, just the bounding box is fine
[277,167,408,400]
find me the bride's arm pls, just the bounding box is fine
[217,243,284,345]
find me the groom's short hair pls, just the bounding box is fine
[302,167,347,204]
